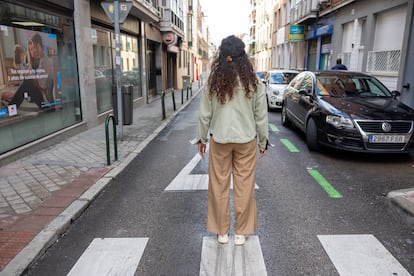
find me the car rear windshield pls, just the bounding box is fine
[256,72,266,79]
[316,75,393,97]
[269,72,297,84]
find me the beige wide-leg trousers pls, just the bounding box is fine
[207,137,258,235]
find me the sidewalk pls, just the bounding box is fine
[0,82,203,276]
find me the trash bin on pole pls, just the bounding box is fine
[112,84,133,125]
[182,75,191,89]
[122,85,133,125]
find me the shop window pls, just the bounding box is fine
[0,3,81,155]
[92,27,142,114]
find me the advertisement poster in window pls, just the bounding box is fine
[0,26,61,125]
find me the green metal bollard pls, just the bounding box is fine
[172,89,176,111]
[161,90,166,119]
[181,89,184,104]
[105,114,118,165]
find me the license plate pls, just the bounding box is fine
[369,135,405,143]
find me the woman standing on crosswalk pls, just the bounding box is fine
[191,35,270,246]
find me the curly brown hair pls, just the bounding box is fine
[208,35,258,104]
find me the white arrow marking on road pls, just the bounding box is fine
[165,150,209,190]
[318,234,411,276]
[199,235,268,276]
[165,148,259,191]
[67,238,148,276]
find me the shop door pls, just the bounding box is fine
[319,36,332,70]
[167,53,176,89]
[147,41,157,97]
[307,39,317,70]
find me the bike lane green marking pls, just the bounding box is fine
[280,138,300,152]
[269,123,279,132]
[307,169,343,198]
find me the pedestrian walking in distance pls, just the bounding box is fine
[191,35,270,246]
[331,58,348,70]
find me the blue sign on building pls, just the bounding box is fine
[289,25,305,41]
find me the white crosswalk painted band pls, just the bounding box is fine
[200,235,268,276]
[67,238,148,276]
[318,234,411,276]
[165,151,258,191]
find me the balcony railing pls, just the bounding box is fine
[290,0,318,24]
[367,49,401,73]
[137,0,159,15]
[160,8,184,34]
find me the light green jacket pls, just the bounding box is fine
[191,81,270,151]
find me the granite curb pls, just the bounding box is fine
[387,188,414,229]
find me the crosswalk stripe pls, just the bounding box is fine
[199,236,267,276]
[67,238,148,276]
[165,151,258,191]
[318,234,411,276]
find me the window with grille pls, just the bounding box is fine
[367,50,401,73]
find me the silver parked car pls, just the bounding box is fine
[265,70,299,110]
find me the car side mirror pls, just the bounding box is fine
[391,90,400,99]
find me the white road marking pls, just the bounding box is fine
[318,234,411,276]
[165,149,258,191]
[199,235,267,276]
[165,150,208,190]
[67,237,148,276]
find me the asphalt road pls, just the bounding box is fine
[25,95,414,275]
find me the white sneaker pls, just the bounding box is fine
[218,233,229,244]
[234,235,247,246]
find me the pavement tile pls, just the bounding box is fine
[40,196,76,209]
[10,204,31,215]
[0,206,14,215]
[0,231,34,270]
[8,215,54,232]
[52,187,86,199]
[0,215,19,229]
[31,207,64,216]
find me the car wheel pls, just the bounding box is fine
[281,105,291,127]
[306,118,319,151]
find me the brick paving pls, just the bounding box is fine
[0,167,108,271]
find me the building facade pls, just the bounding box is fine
[255,0,275,71]
[0,0,209,160]
[329,0,411,90]
[263,0,414,108]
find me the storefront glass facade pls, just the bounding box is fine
[0,2,80,154]
[92,26,142,114]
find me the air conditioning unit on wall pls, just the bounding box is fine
[319,0,331,4]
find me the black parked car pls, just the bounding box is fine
[281,70,414,153]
